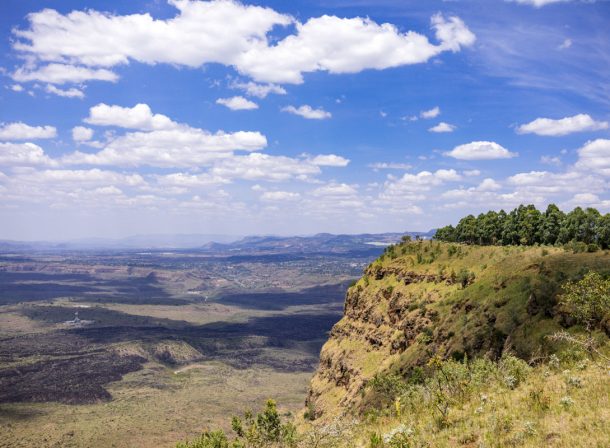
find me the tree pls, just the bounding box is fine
[540,204,564,245]
[455,215,477,244]
[501,209,519,245]
[558,207,586,244]
[516,204,542,245]
[597,214,610,249]
[582,207,601,244]
[434,225,456,242]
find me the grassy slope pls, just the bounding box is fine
[302,355,610,448]
[308,242,610,419]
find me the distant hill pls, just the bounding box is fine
[0,234,240,251]
[200,231,436,255]
[0,231,435,253]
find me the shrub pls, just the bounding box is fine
[558,271,610,332]
[176,430,229,448]
[498,354,531,389]
[457,268,475,288]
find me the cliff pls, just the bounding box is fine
[306,241,610,420]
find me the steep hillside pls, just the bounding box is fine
[306,241,610,420]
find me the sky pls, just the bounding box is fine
[0,0,609,240]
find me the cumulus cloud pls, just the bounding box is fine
[59,103,269,167]
[72,126,94,142]
[506,170,605,198]
[0,142,55,166]
[574,138,610,176]
[84,103,178,130]
[282,105,331,120]
[260,191,300,201]
[9,168,145,187]
[310,154,350,167]
[477,178,502,191]
[210,153,320,181]
[12,64,117,84]
[516,114,608,136]
[45,84,84,98]
[444,141,517,160]
[0,122,57,140]
[230,80,286,98]
[420,106,440,119]
[11,1,475,85]
[63,128,267,167]
[383,169,462,196]
[428,122,455,133]
[216,96,258,110]
[156,172,228,187]
[311,183,358,197]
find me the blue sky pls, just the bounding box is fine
[0,0,609,240]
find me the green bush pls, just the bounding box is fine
[559,271,610,332]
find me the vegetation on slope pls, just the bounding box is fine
[435,204,610,249]
[176,240,610,447]
[177,351,609,447]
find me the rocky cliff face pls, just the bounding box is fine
[305,241,609,420]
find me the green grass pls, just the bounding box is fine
[307,242,610,420]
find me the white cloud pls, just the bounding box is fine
[10,84,24,92]
[230,81,286,98]
[282,105,331,120]
[310,154,350,167]
[156,172,228,188]
[211,153,320,181]
[383,169,461,196]
[0,122,57,140]
[13,64,117,84]
[64,128,267,167]
[463,169,481,177]
[12,2,474,85]
[368,162,412,170]
[84,103,178,130]
[558,38,573,50]
[72,126,94,142]
[444,141,517,160]
[574,138,610,176]
[477,178,501,191]
[428,122,456,133]
[517,114,608,136]
[237,13,475,84]
[216,96,258,110]
[509,0,572,7]
[540,155,562,166]
[45,84,84,98]
[517,114,608,137]
[261,191,300,201]
[32,169,145,187]
[0,142,55,166]
[311,183,358,196]
[420,106,440,119]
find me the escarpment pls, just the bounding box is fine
[306,241,610,420]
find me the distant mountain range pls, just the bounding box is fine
[0,234,239,251]
[0,231,435,253]
[200,231,436,255]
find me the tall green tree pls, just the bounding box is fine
[540,204,564,245]
[597,214,610,249]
